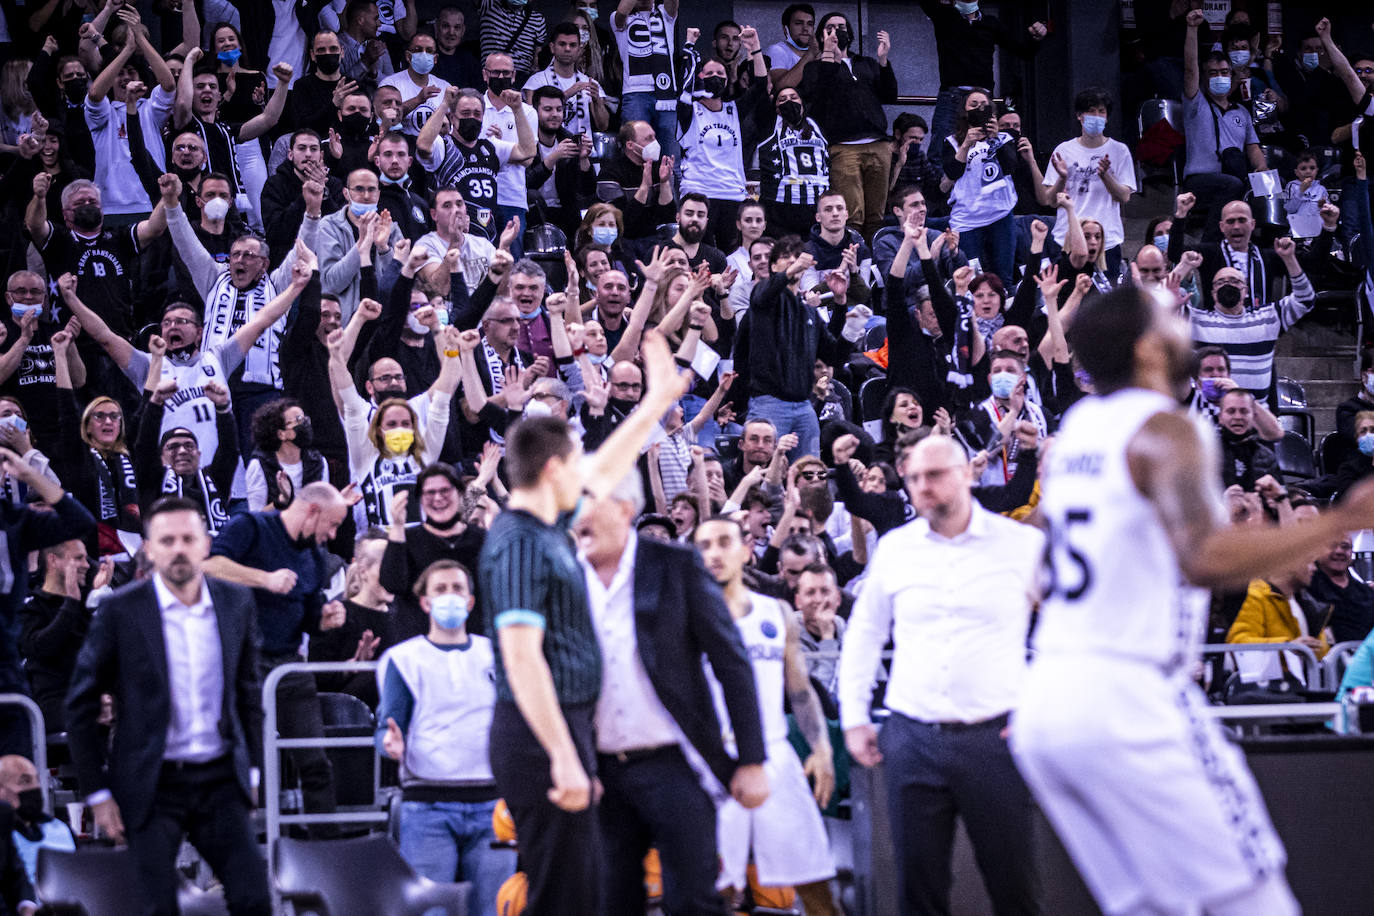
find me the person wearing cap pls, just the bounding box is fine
[132,361,239,535]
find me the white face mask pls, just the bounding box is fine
[406,312,430,335]
[640,139,661,161]
[202,197,231,221]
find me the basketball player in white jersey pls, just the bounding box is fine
[1012,285,1374,916]
[693,516,840,916]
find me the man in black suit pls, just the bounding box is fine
[0,802,36,916]
[574,472,770,915]
[65,498,270,916]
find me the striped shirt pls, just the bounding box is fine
[757,117,831,208]
[478,508,601,705]
[478,0,547,76]
[1188,271,1314,395]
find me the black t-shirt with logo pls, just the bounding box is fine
[35,223,141,337]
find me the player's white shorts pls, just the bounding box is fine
[1010,655,1287,916]
[716,739,835,890]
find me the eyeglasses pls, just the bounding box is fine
[485,69,515,78]
[1213,279,1246,289]
[798,470,827,481]
[163,440,197,453]
[91,411,121,423]
[371,372,406,384]
[162,315,199,327]
[348,185,380,196]
[610,381,642,392]
[6,287,44,298]
[420,486,457,500]
[229,250,265,261]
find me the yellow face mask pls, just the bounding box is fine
[383,428,415,455]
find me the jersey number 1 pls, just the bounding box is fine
[1047,509,1093,601]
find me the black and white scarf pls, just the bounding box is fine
[358,454,421,528]
[159,466,229,533]
[201,271,283,387]
[91,448,139,528]
[482,336,525,395]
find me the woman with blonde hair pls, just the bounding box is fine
[327,316,466,531]
[0,59,35,152]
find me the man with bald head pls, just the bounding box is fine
[840,434,1046,913]
[1187,232,1314,400]
[316,167,405,322]
[0,754,74,886]
[204,481,352,833]
[1133,244,1168,288]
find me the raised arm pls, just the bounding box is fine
[1315,18,1369,107]
[24,172,52,248]
[232,242,314,354]
[1058,194,1089,268]
[240,63,294,141]
[88,32,136,104]
[417,86,457,160]
[0,310,37,385]
[609,246,667,362]
[503,90,537,166]
[173,46,202,130]
[1182,8,1203,100]
[57,273,133,369]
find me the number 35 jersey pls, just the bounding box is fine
[1035,388,1211,671]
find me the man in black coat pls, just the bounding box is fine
[65,498,269,916]
[574,471,769,916]
[0,802,35,916]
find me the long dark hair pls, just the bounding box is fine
[952,87,993,145]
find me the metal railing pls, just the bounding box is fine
[261,661,386,901]
[0,693,48,811]
[1200,641,1326,688]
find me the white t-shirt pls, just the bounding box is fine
[267,0,306,87]
[613,4,676,105]
[245,457,302,511]
[414,231,497,293]
[944,132,1018,232]
[523,66,595,136]
[764,40,803,71]
[1042,136,1137,249]
[481,97,538,208]
[380,70,452,104]
[1284,178,1328,239]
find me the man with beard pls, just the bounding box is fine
[330,91,383,178]
[57,225,315,484]
[261,129,346,266]
[417,87,529,244]
[381,464,487,640]
[204,483,352,836]
[161,172,323,447]
[522,23,608,136]
[66,497,271,915]
[374,132,432,241]
[525,85,595,242]
[315,168,404,322]
[133,370,239,535]
[667,194,727,274]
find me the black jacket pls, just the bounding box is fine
[19,590,90,733]
[379,179,433,242]
[260,160,345,266]
[631,537,766,784]
[798,56,897,144]
[0,803,35,916]
[1219,428,1281,491]
[65,577,263,832]
[740,272,853,403]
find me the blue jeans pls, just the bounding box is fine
[747,394,820,461]
[494,205,527,261]
[398,799,515,916]
[620,92,679,163]
[957,212,1016,288]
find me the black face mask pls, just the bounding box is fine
[779,100,805,126]
[173,164,203,182]
[314,53,341,75]
[486,75,513,94]
[63,78,88,104]
[71,204,102,231]
[834,27,852,51]
[340,112,373,136]
[1001,128,1020,143]
[702,75,727,97]
[609,396,639,415]
[16,787,45,823]
[1215,285,1244,309]
[969,105,994,128]
[456,117,482,142]
[292,416,313,449]
[374,386,407,403]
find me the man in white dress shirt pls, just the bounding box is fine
[839,434,1045,916]
[65,497,268,915]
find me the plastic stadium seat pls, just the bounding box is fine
[274,834,469,916]
[1321,431,1354,476]
[857,376,888,425]
[1275,432,1317,480]
[863,323,887,352]
[1277,410,1314,444]
[36,846,228,916]
[1276,377,1308,410]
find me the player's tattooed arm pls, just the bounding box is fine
[783,611,835,808]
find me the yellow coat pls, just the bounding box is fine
[1226,580,1330,659]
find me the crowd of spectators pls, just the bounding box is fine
[0,0,1373,911]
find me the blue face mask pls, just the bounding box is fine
[1228,50,1251,67]
[1364,373,1374,397]
[429,593,469,630]
[1081,114,1106,136]
[1152,234,1169,251]
[410,51,435,75]
[579,4,597,21]
[1302,52,1320,70]
[588,353,607,365]
[349,201,378,217]
[954,0,980,14]
[1208,76,1232,97]
[1199,378,1224,404]
[217,49,242,66]
[1360,433,1374,457]
[592,226,618,245]
[10,304,40,321]
[990,370,1019,400]
[518,306,542,320]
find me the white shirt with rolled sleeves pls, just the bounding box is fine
[838,502,1044,729]
[1042,136,1137,249]
[480,97,538,209]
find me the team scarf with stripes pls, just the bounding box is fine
[201,271,282,387]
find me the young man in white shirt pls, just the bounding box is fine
[1042,87,1136,279]
[522,22,608,137]
[839,434,1046,915]
[381,29,452,135]
[480,52,538,260]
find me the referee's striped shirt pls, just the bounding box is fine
[478,508,601,706]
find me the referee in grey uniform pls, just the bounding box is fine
[478,331,687,916]
[838,435,1046,915]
